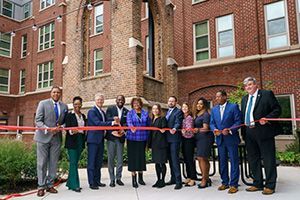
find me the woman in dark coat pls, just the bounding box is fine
[65,96,86,192]
[149,104,168,188]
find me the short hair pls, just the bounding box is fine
[131,97,143,108]
[73,96,83,103]
[169,96,177,102]
[217,90,227,97]
[243,77,257,85]
[51,86,61,92]
[95,93,104,100]
[116,95,125,101]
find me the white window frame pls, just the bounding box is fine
[94,4,104,35]
[192,0,207,5]
[264,0,290,50]
[24,2,31,19]
[145,2,149,19]
[0,68,10,94]
[193,21,210,63]
[2,0,13,18]
[19,69,25,94]
[275,94,296,139]
[94,49,103,75]
[216,14,235,58]
[146,36,150,74]
[0,32,12,58]
[40,0,55,11]
[296,0,300,43]
[38,22,55,51]
[37,61,53,89]
[21,34,27,58]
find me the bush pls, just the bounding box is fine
[276,151,300,165]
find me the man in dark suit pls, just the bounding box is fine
[87,93,119,190]
[210,90,241,194]
[165,96,183,190]
[241,77,281,195]
[105,95,128,187]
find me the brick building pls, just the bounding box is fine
[0,0,299,149]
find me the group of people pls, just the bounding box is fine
[34,76,281,197]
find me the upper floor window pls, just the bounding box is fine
[0,32,12,57]
[21,35,27,58]
[2,0,13,18]
[0,68,9,93]
[38,22,55,51]
[95,4,103,34]
[94,49,103,75]
[194,21,209,62]
[296,0,300,42]
[20,69,26,94]
[40,0,55,10]
[24,2,31,18]
[38,61,53,89]
[265,0,289,50]
[216,14,235,58]
[144,2,149,19]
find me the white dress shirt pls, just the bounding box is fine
[220,102,227,121]
[245,89,258,126]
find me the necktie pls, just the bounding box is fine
[245,96,254,126]
[220,105,224,121]
[166,109,172,120]
[99,109,105,122]
[54,102,59,122]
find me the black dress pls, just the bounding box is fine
[149,117,168,164]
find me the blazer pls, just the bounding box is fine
[166,107,184,143]
[86,106,112,144]
[126,109,151,141]
[148,117,168,149]
[34,99,68,144]
[210,102,242,146]
[65,112,86,149]
[105,105,129,143]
[241,89,282,140]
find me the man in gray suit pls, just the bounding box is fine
[34,86,68,197]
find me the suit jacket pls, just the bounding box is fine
[65,112,86,149]
[126,109,151,141]
[34,99,68,144]
[87,106,112,144]
[105,105,129,143]
[166,107,183,143]
[241,89,282,140]
[210,102,241,146]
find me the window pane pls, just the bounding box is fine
[95,50,103,60]
[196,51,209,61]
[219,45,234,57]
[0,85,8,92]
[267,18,286,35]
[0,69,9,76]
[195,22,208,36]
[277,96,293,135]
[266,1,285,20]
[0,77,8,84]
[96,15,103,26]
[219,30,233,46]
[95,4,103,16]
[196,36,208,49]
[269,35,288,49]
[217,15,233,32]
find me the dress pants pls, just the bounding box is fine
[182,137,196,180]
[107,140,124,181]
[87,142,104,187]
[167,142,182,184]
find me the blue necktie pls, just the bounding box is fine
[245,96,254,126]
[54,102,59,122]
[166,109,172,120]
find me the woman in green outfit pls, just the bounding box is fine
[65,96,86,192]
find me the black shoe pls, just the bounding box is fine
[197,181,211,189]
[116,179,124,186]
[152,180,160,188]
[90,185,99,190]
[72,188,81,193]
[157,180,166,188]
[138,172,146,185]
[132,175,138,188]
[98,183,106,187]
[109,181,115,187]
[174,184,182,190]
[166,180,176,185]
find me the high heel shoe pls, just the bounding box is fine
[197,180,212,189]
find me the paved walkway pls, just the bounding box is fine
[1,164,300,200]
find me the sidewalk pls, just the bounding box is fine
[2,164,300,200]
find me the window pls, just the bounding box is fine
[17,115,24,134]
[20,69,26,93]
[146,36,150,74]
[297,0,300,42]
[194,21,209,61]
[2,0,13,18]
[38,23,55,51]
[24,2,31,18]
[144,2,149,19]
[265,1,289,49]
[37,61,53,89]
[216,14,235,58]
[0,69,9,93]
[40,0,55,10]
[193,0,206,4]
[94,50,103,75]
[276,95,295,135]
[0,32,12,57]
[95,4,104,34]
[21,35,27,58]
